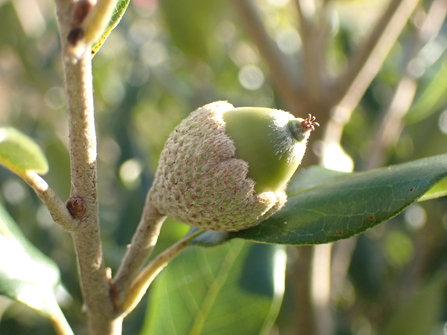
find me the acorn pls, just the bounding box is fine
[149,101,318,232]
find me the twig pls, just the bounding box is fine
[363,0,447,170]
[330,237,358,300]
[233,0,307,114]
[55,0,119,333]
[112,195,166,307]
[311,243,334,335]
[66,0,120,60]
[294,5,333,332]
[120,229,205,316]
[295,0,328,100]
[20,171,78,231]
[292,246,317,335]
[81,0,119,44]
[64,49,118,335]
[322,0,420,154]
[332,0,420,112]
[49,305,75,335]
[319,2,445,334]
[364,77,417,170]
[321,0,420,163]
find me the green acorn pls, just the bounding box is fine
[149,101,318,232]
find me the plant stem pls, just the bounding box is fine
[311,243,334,335]
[233,0,307,114]
[363,0,447,170]
[326,0,420,141]
[112,196,166,308]
[64,47,117,335]
[320,0,419,169]
[121,229,205,316]
[22,171,77,231]
[66,0,120,60]
[49,306,75,335]
[55,0,119,332]
[295,0,327,100]
[292,246,316,335]
[81,0,119,44]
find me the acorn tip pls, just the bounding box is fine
[301,114,319,131]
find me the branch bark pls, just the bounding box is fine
[22,171,78,231]
[292,246,316,335]
[120,229,204,316]
[55,0,120,333]
[63,47,119,335]
[332,0,420,112]
[112,195,166,309]
[322,0,420,159]
[295,0,328,100]
[49,306,75,335]
[362,0,447,170]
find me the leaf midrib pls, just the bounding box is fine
[188,242,245,335]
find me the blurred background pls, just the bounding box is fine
[0,0,447,334]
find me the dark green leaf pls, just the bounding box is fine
[0,127,49,175]
[0,202,61,316]
[190,166,350,247]
[141,240,286,335]
[192,154,447,247]
[232,154,447,244]
[286,165,349,194]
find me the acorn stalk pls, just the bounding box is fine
[149,101,318,232]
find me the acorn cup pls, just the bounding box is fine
[149,101,318,232]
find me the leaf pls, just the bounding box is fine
[91,0,131,57]
[286,165,349,194]
[159,0,223,61]
[419,176,447,201]
[190,166,350,247]
[141,240,286,335]
[381,272,445,335]
[192,154,447,247]
[0,202,61,316]
[0,126,49,175]
[232,154,447,244]
[405,60,447,124]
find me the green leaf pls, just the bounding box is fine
[286,165,349,194]
[159,0,223,61]
[91,0,131,57]
[141,240,286,335]
[0,126,49,175]
[405,60,447,124]
[419,176,447,201]
[381,272,445,335]
[192,154,447,247]
[0,202,61,316]
[232,154,447,244]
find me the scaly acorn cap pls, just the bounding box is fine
[149,101,318,232]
